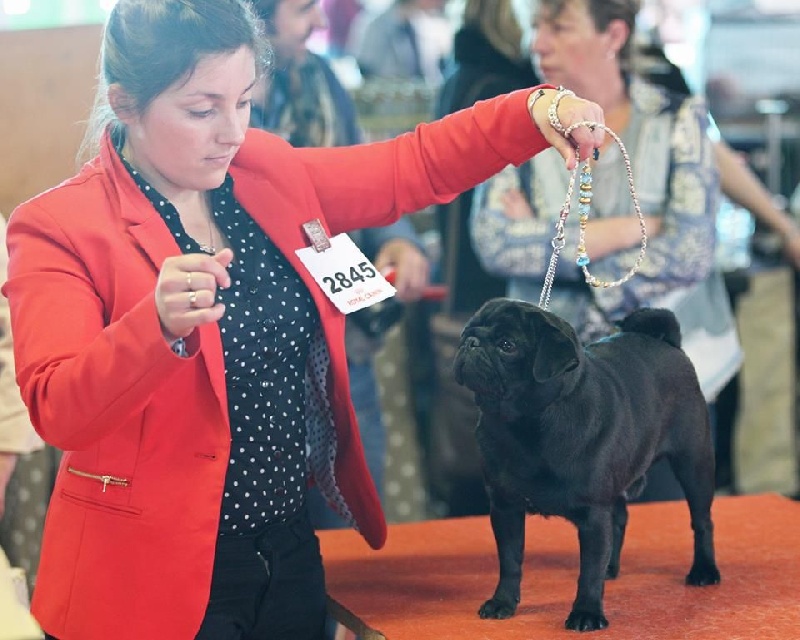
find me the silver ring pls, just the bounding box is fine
[188,290,198,308]
[186,272,193,290]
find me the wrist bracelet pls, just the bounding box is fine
[527,88,547,115]
[171,337,188,358]
[527,88,547,131]
[548,86,576,135]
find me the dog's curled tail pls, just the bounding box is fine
[618,308,682,349]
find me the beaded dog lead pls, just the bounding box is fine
[538,89,647,311]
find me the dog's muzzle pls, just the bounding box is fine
[454,342,505,398]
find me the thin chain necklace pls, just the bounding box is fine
[538,120,647,311]
[121,144,217,255]
[197,198,217,255]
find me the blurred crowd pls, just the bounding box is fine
[2,0,800,611]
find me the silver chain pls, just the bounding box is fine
[538,120,647,310]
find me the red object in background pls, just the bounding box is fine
[383,269,448,302]
[321,0,363,52]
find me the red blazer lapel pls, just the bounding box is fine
[232,169,339,322]
[103,136,230,422]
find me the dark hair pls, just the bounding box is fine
[249,0,283,36]
[79,0,271,160]
[533,0,640,69]
[250,0,279,21]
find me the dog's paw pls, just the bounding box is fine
[565,610,609,632]
[685,562,721,586]
[478,597,517,620]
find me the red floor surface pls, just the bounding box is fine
[319,494,800,639]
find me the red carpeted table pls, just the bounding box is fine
[319,494,800,639]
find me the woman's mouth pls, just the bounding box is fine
[206,153,233,166]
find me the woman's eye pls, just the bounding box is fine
[237,99,252,110]
[189,109,214,118]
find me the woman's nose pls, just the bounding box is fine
[531,27,550,55]
[220,110,247,145]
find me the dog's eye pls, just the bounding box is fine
[498,339,516,353]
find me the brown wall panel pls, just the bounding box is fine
[0,24,103,218]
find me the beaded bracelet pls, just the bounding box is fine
[547,87,575,135]
[538,119,647,311]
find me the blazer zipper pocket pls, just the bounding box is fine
[67,466,130,493]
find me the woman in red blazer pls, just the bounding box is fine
[2,1,603,638]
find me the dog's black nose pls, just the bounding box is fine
[464,336,480,349]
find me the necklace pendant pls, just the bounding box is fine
[198,243,216,255]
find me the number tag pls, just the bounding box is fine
[295,233,396,314]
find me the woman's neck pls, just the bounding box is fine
[580,70,628,114]
[120,141,225,253]
[121,142,206,214]
[576,72,631,144]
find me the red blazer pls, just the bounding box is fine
[3,89,549,639]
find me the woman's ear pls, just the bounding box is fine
[107,83,138,126]
[605,18,630,58]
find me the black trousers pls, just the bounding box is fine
[46,508,327,640]
[197,508,327,640]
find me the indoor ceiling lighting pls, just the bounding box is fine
[3,0,31,16]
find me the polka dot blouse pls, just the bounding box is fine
[119,151,320,535]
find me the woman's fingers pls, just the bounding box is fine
[569,123,606,162]
[529,89,605,169]
[155,250,232,341]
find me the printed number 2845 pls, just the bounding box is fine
[322,262,378,293]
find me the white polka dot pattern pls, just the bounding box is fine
[215,223,316,532]
[304,328,356,529]
[118,154,360,533]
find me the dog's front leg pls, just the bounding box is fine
[479,491,525,620]
[566,506,613,632]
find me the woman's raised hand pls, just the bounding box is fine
[528,88,606,170]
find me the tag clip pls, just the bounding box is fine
[302,219,332,252]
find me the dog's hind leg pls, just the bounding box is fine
[606,497,628,579]
[479,490,526,620]
[668,448,721,587]
[565,506,613,631]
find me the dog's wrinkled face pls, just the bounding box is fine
[453,299,582,415]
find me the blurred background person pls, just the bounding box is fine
[471,0,741,502]
[250,0,432,530]
[637,0,800,268]
[321,0,364,57]
[425,0,541,517]
[2,209,52,640]
[0,217,43,637]
[637,0,800,497]
[0,214,52,599]
[351,0,453,84]
[0,215,38,525]
[435,0,541,313]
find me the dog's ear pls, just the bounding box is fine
[528,309,581,383]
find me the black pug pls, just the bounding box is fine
[453,298,720,632]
